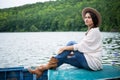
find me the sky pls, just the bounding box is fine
[0,0,55,9]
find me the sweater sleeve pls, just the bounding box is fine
[73,28,101,53]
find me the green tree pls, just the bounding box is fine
[0,0,119,32]
[30,25,38,32]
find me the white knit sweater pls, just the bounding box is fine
[73,27,103,70]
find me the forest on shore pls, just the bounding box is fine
[0,0,119,32]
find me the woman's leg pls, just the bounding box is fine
[64,51,91,70]
[28,57,58,78]
[54,41,77,67]
[55,50,71,67]
[64,41,90,70]
[55,50,90,70]
[66,41,77,46]
[28,41,79,78]
[64,56,82,68]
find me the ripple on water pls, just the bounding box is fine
[0,32,120,68]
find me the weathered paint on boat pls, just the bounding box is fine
[48,65,120,80]
[0,67,47,80]
[0,65,120,80]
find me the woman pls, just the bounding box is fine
[28,7,103,78]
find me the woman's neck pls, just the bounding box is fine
[87,27,92,31]
[85,27,91,35]
[88,24,94,30]
[85,25,94,35]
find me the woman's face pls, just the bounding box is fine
[84,13,94,27]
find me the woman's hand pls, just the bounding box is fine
[58,47,66,54]
[57,46,74,54]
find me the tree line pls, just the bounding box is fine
[0,0,119,32]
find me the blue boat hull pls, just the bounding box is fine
[0,67,47,80]
[0,65,120,80]
[48,65,120,80]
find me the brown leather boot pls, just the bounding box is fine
[28,57,58,78]
[28,65,45,78]
[46,57,58,69]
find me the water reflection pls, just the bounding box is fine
[102,33,120,66]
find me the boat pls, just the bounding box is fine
[0,67,47,80]
[0,64,120,80]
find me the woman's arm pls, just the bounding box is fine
[74,28,101,53]
[58,46,74,54]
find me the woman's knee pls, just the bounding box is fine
[66,41,77,46]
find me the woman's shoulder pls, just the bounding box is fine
[87,27,101,37]
[91,27,99,31]
[90,27,100,33]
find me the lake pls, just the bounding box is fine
[0,32,120,68]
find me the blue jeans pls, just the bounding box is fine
[55,41,91,70]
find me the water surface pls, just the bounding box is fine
[0,32,120,68]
